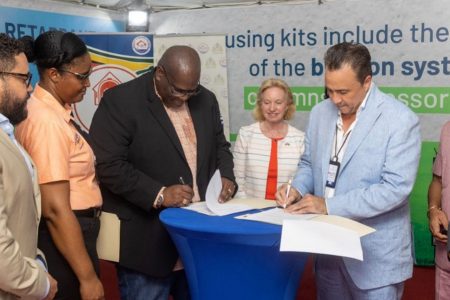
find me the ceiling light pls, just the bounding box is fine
[127,10,149,32]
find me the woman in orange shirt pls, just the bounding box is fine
[16,31,104,300]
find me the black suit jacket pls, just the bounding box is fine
[90,70,235,277]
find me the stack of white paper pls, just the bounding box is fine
[236,207,317,223]
[236,208,375,237]
[280,219,364,260]
[182,169,276,216]
[236,208,375,260]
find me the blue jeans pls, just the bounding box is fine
[117,265,190,300]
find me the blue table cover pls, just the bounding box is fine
[160,208,308,300]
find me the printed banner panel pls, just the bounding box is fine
[76,33,154,130]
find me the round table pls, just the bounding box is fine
[160,208,308,300]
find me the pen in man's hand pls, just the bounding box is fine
[179,177,185,185]
[284,179,292,209]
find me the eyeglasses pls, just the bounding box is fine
[159,66,200,97]
[59,68,91,81]
[0,71,32,87]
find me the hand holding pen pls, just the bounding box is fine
[275,182,327,214]
[162,176,194,207]
[285,194,327,215]
[275,179,300,209]
[178,177,193,206]
[284,179,292,209]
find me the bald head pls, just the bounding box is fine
[158,45,201,78]
[154,45,202,108]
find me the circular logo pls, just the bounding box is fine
[73,64,136,130]
[197,42,209,54]
[132,36,152,55]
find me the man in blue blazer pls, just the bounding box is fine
[276,43,421,299]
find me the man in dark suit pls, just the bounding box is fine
[90,45,236,299]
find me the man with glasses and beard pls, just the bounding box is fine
[90,45,236,299]
[0,33,57,300]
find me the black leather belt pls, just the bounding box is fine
[73,207,102,218]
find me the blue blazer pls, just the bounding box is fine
[293,85,421,289]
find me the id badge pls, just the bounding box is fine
[325,160,340,188]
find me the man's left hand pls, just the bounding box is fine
[219,177,236,203]
[285,194,327,215]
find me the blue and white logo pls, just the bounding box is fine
[132,36,152,55]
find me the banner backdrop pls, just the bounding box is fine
[0,4,125,87]
[76,33,154,130]
[149,0,450,265]
[154,35,230,138]
[74,34,230,137]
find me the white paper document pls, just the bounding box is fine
[280,219,363,261]
[227,197,277,209]
[236,207,318,224]
[235,208,375,237]
[204,170,250,215]
[182,202,216,215]
[312,215,375,237]
[182,170,280,215]
[182,196,277,215]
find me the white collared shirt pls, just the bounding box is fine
[0,113,33,178]
[324,83,373,199]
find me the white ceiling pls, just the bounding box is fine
[50,0,317,11]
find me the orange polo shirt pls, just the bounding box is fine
[16,84,102,210]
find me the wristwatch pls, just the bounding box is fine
[154,188,166,209]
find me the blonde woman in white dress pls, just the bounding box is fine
[233,78,305,200]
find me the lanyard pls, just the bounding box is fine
[332,125,351,162]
